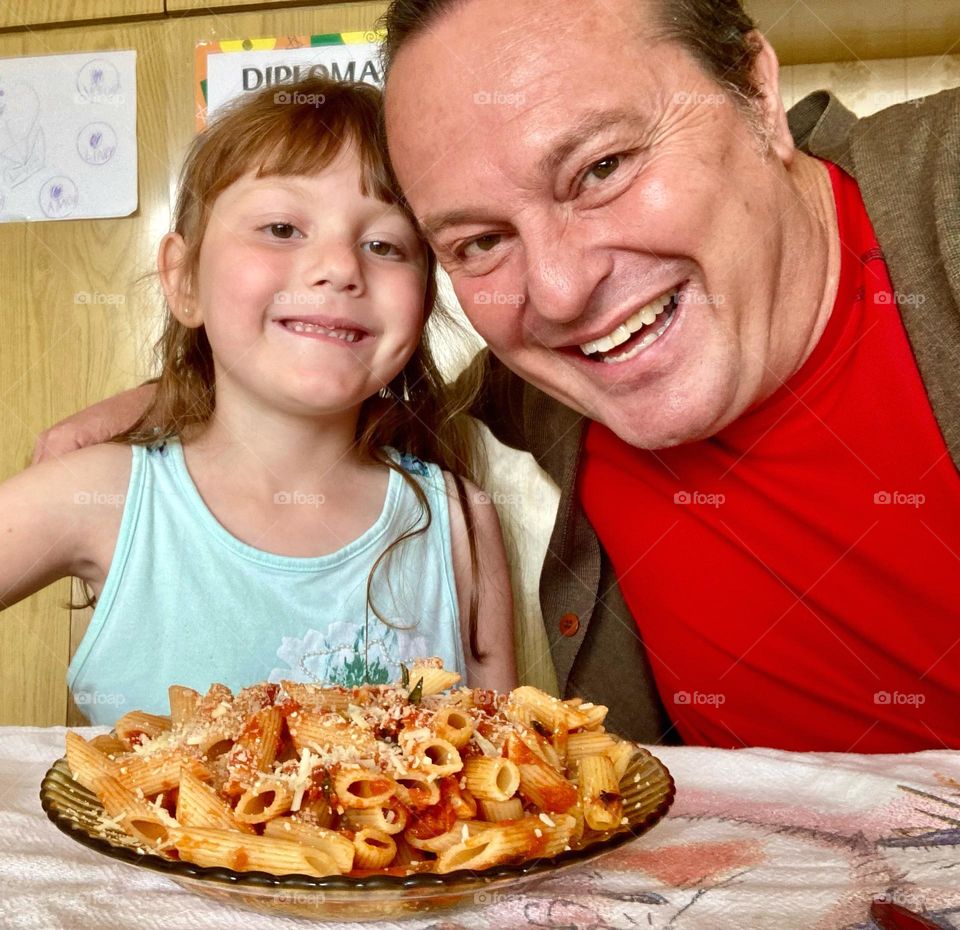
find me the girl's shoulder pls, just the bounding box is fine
[23,440,133,496]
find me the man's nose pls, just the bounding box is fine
[522,227,608,324]
[307,241,364,295]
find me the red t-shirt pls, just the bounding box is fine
[578,161,960,752]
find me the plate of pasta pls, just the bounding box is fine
[41,661,674,920]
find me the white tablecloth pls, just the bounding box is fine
[2,727,959,930]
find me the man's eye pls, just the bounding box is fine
[364,240,402,258]
[265,222,301,239]
[584,155,621,183]
[462,234,502,258]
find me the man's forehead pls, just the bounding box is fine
[384,0,659,93]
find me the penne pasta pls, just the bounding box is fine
[170,826,340,877]
[577,755,623,831]
[234,776,295,823]
[94,774,177,846]
[477,797,524,822]
[504,732,578,813]
[176,767,255,834]
[262,818,355,871]
[462,757,520,802]
[430,706,474,748]
[333,767,397,810]
[114,711,172,750]
[64,660,643,879]
[66,731,118,792]
[352,828,397,869]
[168,685,201,726]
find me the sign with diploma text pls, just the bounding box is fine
[194,32,384,129]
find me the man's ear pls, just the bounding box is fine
[158,232,202,328]
[749,31,795,167]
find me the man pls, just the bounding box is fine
[40,0,960,750]
[377,0,960,751]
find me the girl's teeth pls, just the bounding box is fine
[286,321,360,342]
[579,289,676,356]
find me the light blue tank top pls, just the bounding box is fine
[67,439,465,725]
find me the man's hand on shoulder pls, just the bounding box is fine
[32,382,157,465]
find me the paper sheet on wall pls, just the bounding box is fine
[196,34,382,128]
[0,50,137,223]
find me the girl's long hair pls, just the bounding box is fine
[108,76,488,663]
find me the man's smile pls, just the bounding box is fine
[578,287,681,363]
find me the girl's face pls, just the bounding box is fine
[168,147,428,423]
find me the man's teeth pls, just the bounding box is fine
[284,320,361,342]
[579,289,677,356]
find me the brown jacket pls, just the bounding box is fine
[468,90,960,742]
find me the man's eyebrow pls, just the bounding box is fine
[420,207,496,240]
[536,107,651,176]
[419,108,650,240]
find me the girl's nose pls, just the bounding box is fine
[307,242,365,295]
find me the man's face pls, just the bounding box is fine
[386,0,799,447]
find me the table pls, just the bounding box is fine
[2,727,959,929]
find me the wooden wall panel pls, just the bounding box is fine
[0,1,163,30]
[745,0,960,65]
[0,2,386,725]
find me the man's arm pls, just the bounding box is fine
[32,382,156,465]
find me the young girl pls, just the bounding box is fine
[0,76,516,724]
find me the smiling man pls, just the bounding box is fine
[380,0,960,750]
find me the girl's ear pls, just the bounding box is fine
[158,232,203,328]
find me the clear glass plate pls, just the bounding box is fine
[41,745,674,921]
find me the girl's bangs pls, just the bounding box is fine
[248,106,399,205]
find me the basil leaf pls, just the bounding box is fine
[408,677,423,705]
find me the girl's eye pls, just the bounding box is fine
[266,222,301,239]
[461,234,502,258]
[364,240,402,258]
[584,155,622,185]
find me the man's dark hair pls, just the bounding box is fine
[380,0,762,104]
